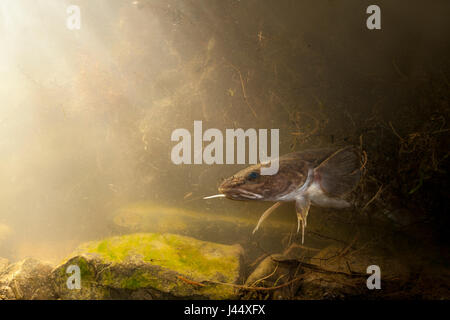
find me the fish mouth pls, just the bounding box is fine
[218,177,263,200]
[217,186,234,198]
[218,186,263,200]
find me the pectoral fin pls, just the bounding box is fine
[295,196,311,244]
[252,202,282,234]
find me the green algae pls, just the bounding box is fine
[52,233,243,299]
[76,233,241,283]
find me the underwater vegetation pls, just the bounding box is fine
[0,0,449,300]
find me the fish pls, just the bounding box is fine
[204,146,363,243]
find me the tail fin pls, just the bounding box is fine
[315,146,362,197]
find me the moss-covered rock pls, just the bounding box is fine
[51,233,244,300]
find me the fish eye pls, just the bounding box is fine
[247,171,260,180]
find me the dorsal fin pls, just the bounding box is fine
[315,146,362,197]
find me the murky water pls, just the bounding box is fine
[0,0,449,299]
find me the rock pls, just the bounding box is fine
[244,254,303,300]
[0,258,55,300]
[0,257,8,273]
[296,244,373,299]
[245,255,279,287]
[295,244,413,299]
[51,233,244,300]
[309,244,410,277]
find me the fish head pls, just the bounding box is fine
[218,159,309,201]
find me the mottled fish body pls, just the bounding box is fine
[213,146,363,243]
